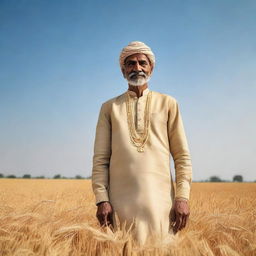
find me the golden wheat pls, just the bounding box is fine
[0,179,255,256]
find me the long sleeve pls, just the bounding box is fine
[167,98,192,200]
[91,102,112,205]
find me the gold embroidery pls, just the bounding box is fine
[125,91,152,152]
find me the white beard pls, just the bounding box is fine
[125,72,151,87]
[127,76,151,86]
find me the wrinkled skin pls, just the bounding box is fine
[96,201,113,227]
[170,199,190,234]
[96,199,190,233]
[123,53,153,98]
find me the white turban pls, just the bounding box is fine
[119,41,155,71]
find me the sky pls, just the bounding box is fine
[0,0,255,181]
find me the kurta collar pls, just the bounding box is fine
[127,88,150,98]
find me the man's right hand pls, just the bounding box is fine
[96,201,113,227]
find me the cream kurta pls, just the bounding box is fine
[92,88,192,244]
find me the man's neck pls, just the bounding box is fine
[128,84,148,97]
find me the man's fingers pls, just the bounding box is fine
[179,212,190,230]
[97,214,104,226]
[97,212,113,227]
[108,211,113,226]
[96,212,107,226]
[173,214,182,233]
[96,212,102,225]
[103,213,108,226]
[180,214,187,230]
[170,208,176,223]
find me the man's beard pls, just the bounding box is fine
[126,71,151,87]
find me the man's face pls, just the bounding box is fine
[122,53,153,86]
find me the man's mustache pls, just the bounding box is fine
[128,71,147,79]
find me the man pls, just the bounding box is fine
[92,41,192,245]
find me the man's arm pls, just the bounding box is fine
[92,103,113,226]
[167,98,192,232]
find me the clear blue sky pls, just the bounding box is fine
[1,0,255,180]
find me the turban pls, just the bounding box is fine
[119,41,155,71]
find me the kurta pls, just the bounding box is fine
[92,88,192,244]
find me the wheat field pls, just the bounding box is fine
[0,179,255,256]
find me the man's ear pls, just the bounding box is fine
[122,68,126,78]
[149,65,154,75]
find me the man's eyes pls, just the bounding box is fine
[139,62,148,66]
[126,61,148,66]
[125,61,135,66]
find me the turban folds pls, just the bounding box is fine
[119,41,155,71]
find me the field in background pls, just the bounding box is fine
[0,180,255,255]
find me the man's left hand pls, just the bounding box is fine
[171,199,190,233]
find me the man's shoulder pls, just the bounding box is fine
[151,90,178,105]
[103,93,125,104]
[100,92,126,110]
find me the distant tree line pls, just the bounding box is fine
[0,173,91,179]
[0,173,254,182]
[202,175,245,182]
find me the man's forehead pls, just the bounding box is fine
[125,53,150,62]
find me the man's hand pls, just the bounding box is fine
[96,201,113,227]
[171,199,190,234]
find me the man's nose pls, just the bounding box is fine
[133,62,142,71]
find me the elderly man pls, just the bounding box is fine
[92,41,192,244]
